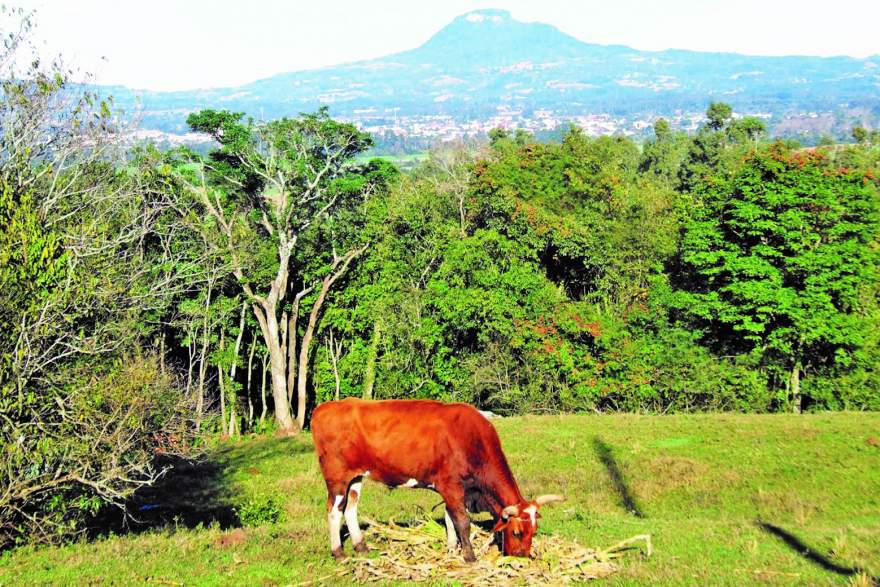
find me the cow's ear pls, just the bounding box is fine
[492,518,509,533]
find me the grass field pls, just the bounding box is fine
[2,413,879,585]
[356,152,428,171]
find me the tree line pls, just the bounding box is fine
[1,8,878,546]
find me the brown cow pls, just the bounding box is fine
[311,398,564,561]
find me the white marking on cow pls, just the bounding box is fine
[404,478,419,488]
[329,495,344,551]
[345,482,364,547]
[444,509,458,552]
[524,504,537,526]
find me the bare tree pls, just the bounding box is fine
[325,329,344,401]
[165,109,375,432]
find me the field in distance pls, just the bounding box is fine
[2,412,878,586]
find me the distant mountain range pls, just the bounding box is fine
[107,9,880,141]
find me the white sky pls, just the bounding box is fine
[12,0,880,91]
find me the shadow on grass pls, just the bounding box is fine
[89,454,238,537]
[91,436,314,537]
[758,520,876,581]
[592,437,646,518]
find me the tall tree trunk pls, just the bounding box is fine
[218,364,227,433]
[252,302,297,432]
[229,406,238,438]
[260,350,268,424]
[218,328,226,431]
[186,339,195,397]
[286,286,313,406]
[196,283,213,430]
[246,341,256,429]
[296,244,368,428]
[297,288,325,428]
[227,304,246,437]
[159,332,165,375]
[327,330,342,401]
[247,242,298,432]
[362,321,381,400]
[790,361,802,414]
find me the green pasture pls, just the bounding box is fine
[2,412,878,585]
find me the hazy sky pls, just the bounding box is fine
[13,0,880,91]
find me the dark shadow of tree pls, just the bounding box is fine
[592,437,646,518]
[90,436,314,537]
[757,520,876,581]
[88,454,238,537]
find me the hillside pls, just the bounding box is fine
[2,413,878,585]
[110,9,880,139]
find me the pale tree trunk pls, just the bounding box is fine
[790,360,802,414]
[286,286,313,406]
[218,364,227,433]
[246,341,256,429]
[296,244,368,428]
[218,329,226,429]
[362,321,381,400]
[252,301,297,432]
[260,350,268,424]
[228,404,237,438]
[246,238,298,432]
[186,339,195,396]
[159,332,165,375]
[196,282,213,430]
[327,329,343,401]
[226,303,246,437]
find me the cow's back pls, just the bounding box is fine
[311,398,495,486]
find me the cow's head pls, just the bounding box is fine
[493,494,565,557]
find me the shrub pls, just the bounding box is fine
[235,496,283,527]
[0,355,194,547]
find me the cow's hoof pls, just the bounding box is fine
[353,541,368,554]
[462,551,477,563]
[331,547,346,560]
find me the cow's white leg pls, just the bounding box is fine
[345,481,366,553]
[328,494,345,559]
[444,508,458,552]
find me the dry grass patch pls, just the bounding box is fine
[215,528,248,548]
[753,490,822,524]
[638,456,711,496]
[337,515,650,585]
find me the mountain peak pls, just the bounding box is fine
[414,9,588,66]
[457,9,512,24]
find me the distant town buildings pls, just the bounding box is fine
[341,105,714,142]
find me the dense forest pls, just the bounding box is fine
[1,9,878,548]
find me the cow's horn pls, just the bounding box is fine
[501,504,520,518]
[535,494,566,505]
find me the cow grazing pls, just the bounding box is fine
[310,398,565,562]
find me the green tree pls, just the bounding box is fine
[167,108,375,430]
[674,144,879,412]
[653,118,671,140]
[706,102,733,131]
[640,118,689,187]
[727,116,767,146]
[678,103,754,194]
[852,126,869,145]
[0,8,193,545]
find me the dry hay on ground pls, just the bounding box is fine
[332,514,651,586]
